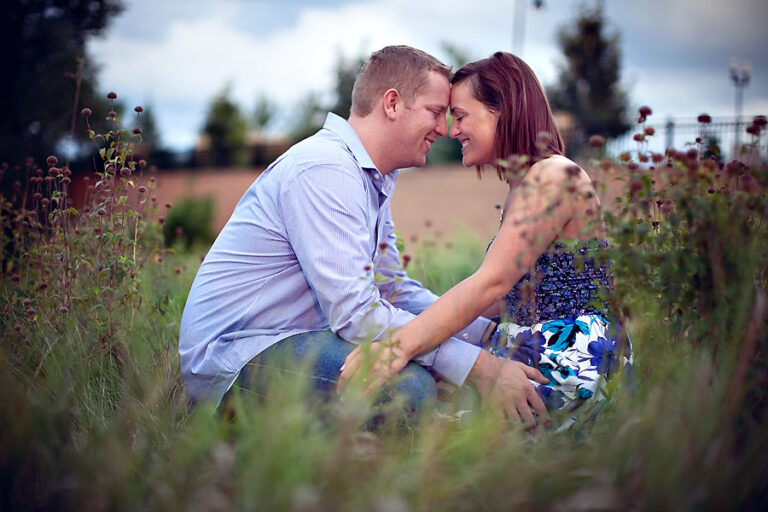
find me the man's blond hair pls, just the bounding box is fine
[351,45,451,117]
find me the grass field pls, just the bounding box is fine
[2,130,768,510]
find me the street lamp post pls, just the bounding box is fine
[730,60,751,154]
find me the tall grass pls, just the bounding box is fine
[1,104,767,510]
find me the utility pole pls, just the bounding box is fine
[730,59,751,154]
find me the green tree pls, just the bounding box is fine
[202,86,247,167]
[0,0,124,164]
[546,2,630,156]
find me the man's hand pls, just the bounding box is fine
[469,350,551,428]
[337,340,410,395]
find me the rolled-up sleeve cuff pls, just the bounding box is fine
[430,338,482,386]
[454,316,492,346]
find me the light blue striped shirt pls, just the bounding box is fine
[179,113,486,404]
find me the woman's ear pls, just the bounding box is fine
[382,88,400,120]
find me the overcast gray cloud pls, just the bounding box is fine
[88,0,768,149]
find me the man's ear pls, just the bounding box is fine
[382,88,400,120]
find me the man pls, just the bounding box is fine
[179,45,546,422]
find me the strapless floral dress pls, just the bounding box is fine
[487,239,632,414]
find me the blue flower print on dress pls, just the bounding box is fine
[587,337,618,376]
[537,385,566,409]
[508,330,546,366]
[542,318,589,352]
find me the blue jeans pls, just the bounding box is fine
[233,330,437,419]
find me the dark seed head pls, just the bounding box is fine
[46,155,58,167]
[107,92,117,100]
[134,106,144,113]
[588,135,605,148]
[697,113,712,124]
[639,106,652,117]
[81,107,92,117]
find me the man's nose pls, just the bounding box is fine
[436,115,448,137]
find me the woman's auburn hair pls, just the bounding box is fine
[452,51,565,174]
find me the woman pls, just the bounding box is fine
[340,52,631,425]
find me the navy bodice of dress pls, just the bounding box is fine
[503,240,612,326]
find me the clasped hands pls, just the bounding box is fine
[337,339,551,428]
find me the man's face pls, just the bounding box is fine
[395,71,450,168]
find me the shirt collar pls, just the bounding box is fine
[322,112,397,197]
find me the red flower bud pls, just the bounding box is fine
[134,106,144,113]
[697,113,712,124]
[107,92,117,100]
[80,107,92,117]
[588,135,605,148]
[638,105,652,117]
[133,127,142,135]
[46,155,58,167]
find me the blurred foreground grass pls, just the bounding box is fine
[2,141,768,509]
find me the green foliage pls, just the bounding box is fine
[163,196,215,249]
[202,85,248,166]
[547,2,630,156]
[0,0,124,164]
[2,103,768,509]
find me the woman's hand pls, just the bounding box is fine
[337,340,411,395]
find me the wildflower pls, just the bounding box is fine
[97,209,106,216]
[22,299,31,307]
[175,267,182,275]
[697,113,712,124]
[138,159,147,168]
[158,217,165,225]
[628,162,639,171]
[59,306,69,314]
[107,92,117,99]
[62,167,71,177]
[639,154,649,163]
[639,106,652,117]
[80,107,92,117]
[13,324,21,332]
[108,110,116,118]
[11,274,20,283]
[686,148,698,160]
[402,254,412,269]
[754,115,767,128]
[599,159,612,170]
[26,308,35,317]
[120,167,131,177]
[133,127,142,135]
[644,127,655,136]
[138,185,147,194]
[363,264,372,271]
[134,106,144,113]
[746,124,760,136]
[39,282,48,290]
[632,133,644,142]
[619,152,631,162]
[651,153,664,163]
[32,192,43,200]
[164,202,172,209]
[588,134,605,148]
[41,198,50,207]
[62,177,71,185]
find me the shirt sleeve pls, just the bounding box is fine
[279,164,482,386]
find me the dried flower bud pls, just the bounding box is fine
[26,308,35,317]
[619,152,631,162]
[363,264,372,271]
[686,148,698,160]
[402,254,412,269]
[134,106,144,113]
[158,217,165,225]
[746,124,760,136]
[138,185,147,194]
[22,299,31,307]
[164,202,172,209]
[59,306,69,314]
[32,192,43,200]
[639,106,652,117]
[588,135,605,148]
[633,133,644,142]
[644,127,655,136]
[378,242,388,251]
[97,208,106,216]
[651,153,664,163]
[138,159,147,168]
[62,177,71,185]
[107,92,117,100]
[62,167,71,177]
[628,162,639,171]
[697,113,712,124]
[108,110,117,118]
[149,176,156,183]
[754,115,767,128]
[120,167,131,177]
[41,198,50,206]
[133,127,142,135]
[46,155,58,167]
[13,324,21,332]
[639,154,649,163]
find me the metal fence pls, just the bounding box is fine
[606,115,767,162]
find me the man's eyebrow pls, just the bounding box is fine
[427,103,448,111]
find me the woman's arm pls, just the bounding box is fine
[338,158,591,388]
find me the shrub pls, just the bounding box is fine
[162,195,215,249]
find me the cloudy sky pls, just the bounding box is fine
[88,0,768,150]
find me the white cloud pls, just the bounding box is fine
[88,0,767,150]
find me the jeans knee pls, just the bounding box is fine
[390,364,437,413]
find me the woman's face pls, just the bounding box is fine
[449,80,499,167]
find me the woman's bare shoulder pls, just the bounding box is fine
[525,155,590,187]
